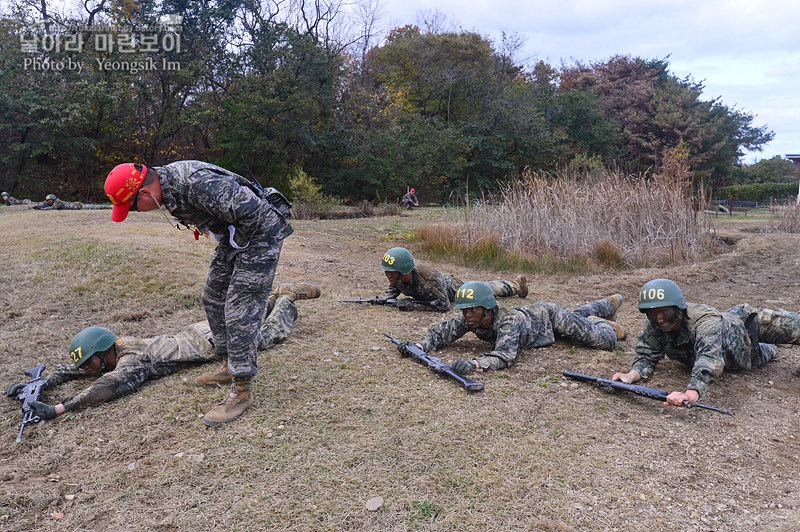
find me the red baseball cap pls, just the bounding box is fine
[104,163,147,222]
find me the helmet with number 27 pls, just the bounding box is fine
[69,326,118,369]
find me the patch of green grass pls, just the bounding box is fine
[410,500,441,520]
[535,376,557,387]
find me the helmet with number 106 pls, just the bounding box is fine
[380,247,415,274]
[454,281,497,310]
[638,279,686,312]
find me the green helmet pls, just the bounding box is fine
[380,247,415,274]
[638,279,686,312]
[1,191,8,197]
[45,194,56,201]
[454,281,497,310]
[69,326,118,369]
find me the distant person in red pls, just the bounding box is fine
[401,188,419,208]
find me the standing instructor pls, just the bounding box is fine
[104,161,293,425]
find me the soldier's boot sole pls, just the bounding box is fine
[515,275,528,299]
[277,282,322,301]
[607,294,624,321]
[588,316,628,341]
[195,363,232,388]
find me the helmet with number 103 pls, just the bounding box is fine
[638,279,686,312]
[380,247,415,274]
[454,281,497,310]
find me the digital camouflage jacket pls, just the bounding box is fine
[42,323,217,412]
[1,195,31,206]
[631,303,785,398]
[419,300,616,371]
[154,161,293,247]
[31,199,85,210]
[385,264,462,312]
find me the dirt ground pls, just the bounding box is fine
[0,205,798,532]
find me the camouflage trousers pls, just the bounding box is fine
[202,239,284,379]
[487,279,522,298]
[258,296,298,350]
[722,304,800,369]
[531,298,616,350]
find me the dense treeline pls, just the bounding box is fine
[0,1,779,203]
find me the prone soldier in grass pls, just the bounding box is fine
[380,246,528,312]
[1,191,32,205]
[612,278,800,407]
[396,280,627,375]
[104,161,293,425]
[4,283,319,422]
[30,193,110,210]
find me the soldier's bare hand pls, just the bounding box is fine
[611,370,640,384]
[665,389,699,407]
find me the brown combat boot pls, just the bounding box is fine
[588,316,628,341]
[195,360,233,387]
[607,294,624,321]
[277,282,321,302]
[203,379,254,427]
[515,275,528,298]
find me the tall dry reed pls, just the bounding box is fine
[425,168,714,269]
[768,201,800,233]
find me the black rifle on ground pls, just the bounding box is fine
[383,333,484,392]
[13,364,47,442]
[340,297,439,308]
[563,370,733,415]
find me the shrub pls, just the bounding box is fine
[288,167,342,206]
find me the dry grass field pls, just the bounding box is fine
[1,205,799,531]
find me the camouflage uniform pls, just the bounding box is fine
[386,264,524,312]
[31,199,86,210]
[1,195,32,206]
[39,297,298,412]
[418,298,617,370]
[631,303,800,398]
[400,192,418,207]
[154,160,293,379]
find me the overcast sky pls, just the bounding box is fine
[378,0,800,163]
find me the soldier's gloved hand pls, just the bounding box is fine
[451,359,477,375]
[5,383,25,398]
[27,400,57,420]
[397,341,416,357]
[396,299,416,311]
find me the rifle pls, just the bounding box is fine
[383,333,484,392]
[339,297,439,308]
[13,364,47,442]
[563,371,733,415]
